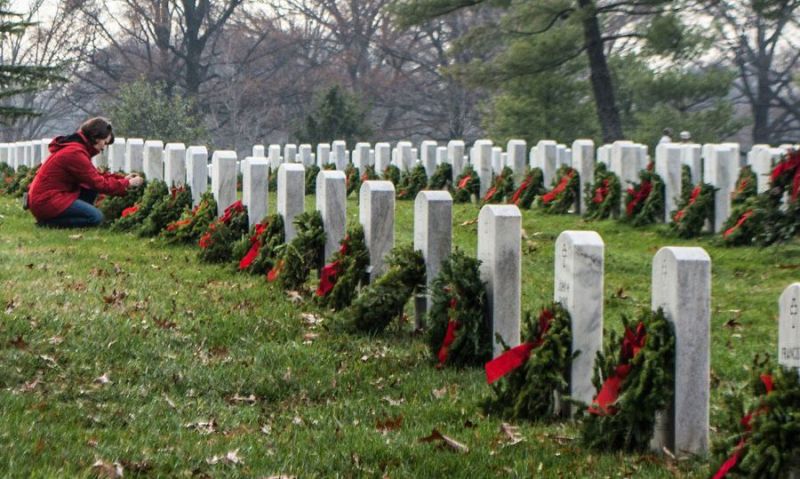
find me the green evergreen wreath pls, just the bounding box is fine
[711,356,800,478]
[428,163,452,190]
[623,167,665,226]
[452,165,480,203]
[268,166,278,193]
[538,166,579,214]
[481,166,515,205]
[2,165,32,196]
[397,164,429,200]
[0,162,13,189]
[98,180,146,224]
[509,167,545,210]
[345,163,360,197]
[732,165,758,206]
[232,213,285,275]
[16,164,39,198]
[583,163,621,220]
[670,183,715,239]
[271,210,326,291]
[197,201,249,263]
[426,250,491,368]
[482,303,574,420]
[111,179,168,231]
[680,164,694,204]
[580,308,675,452]
[138,186,193,237]
[382,164,401,186]
[305,165,321,195]
[162,192,217,244]
[338,244,425,334]
[316,224,371,311]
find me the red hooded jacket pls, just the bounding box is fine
[28,132,130,221]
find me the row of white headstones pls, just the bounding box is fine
[3,137,797,234]
[3,136,798,458]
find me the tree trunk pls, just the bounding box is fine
[578,0,624,143]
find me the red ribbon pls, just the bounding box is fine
[770,151,800,201]
[723,210,753,238]
[674,185,702,222]
[625,180,652,217]
[121,204,139,218]
[484,309,553,384]
[588,322,647,416]
[220,200,244,224]
[482,186,498,202]
[316,260,341,296]
[510,178,531,205]
[457,174,472,190]
[713,374,775,479]
[267,258,285,282]
[436,298,459,366]
[239,223,267,270]
[592,179,610,204]
[541,171,575,204]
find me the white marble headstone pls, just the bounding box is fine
[359,181,395,280]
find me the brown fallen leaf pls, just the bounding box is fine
[724,318,742,329]
[48,335,64,345]
[228,393,257,404]
[120,459,152,474]
[301,312,324,326]
[419,429,469,453]
[154,317,176,329]
[303,332,319,342]
[5,299,16,314]
[68,234,83,240]
[432,386,447,399]
[614,287,629,299]
[286,290,303,303]
[102,290,126,306]
[9,335,27,350]
[459,218,478,227]
[16,378,42,393]
[94,373,112,385]
[185,419,217,434]
[91,459,123,478]
[206,449,243,465]
[381,396,404,406]
[500,422,524,446]
[376,415,404,432]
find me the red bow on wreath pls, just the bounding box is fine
[587,322,647,416]
[436,297,460,366]
[457,174,472,190]
[510,178,531,205]
[239,223,268,270]
[316,237,350,296]
[220,200,244,224]
[770,150,800,201]
[712,374,775,479]
[592,179,610,204]
[723,210,753,239]
[121,204,139,218]
[674,185,701,222]
[484,309,554,384]
[626,180,652,217]
[541,171,575,204]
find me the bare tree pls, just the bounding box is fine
[709,0,800,144]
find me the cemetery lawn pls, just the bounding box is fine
[1,194,798,479]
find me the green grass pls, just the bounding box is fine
[1,193,798,478]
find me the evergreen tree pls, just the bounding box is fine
[296,85,372,145]
[103,79,208,144]
[0,1,64,124]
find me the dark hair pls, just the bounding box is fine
[80,117,115,145]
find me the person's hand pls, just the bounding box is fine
[128,176,144,188]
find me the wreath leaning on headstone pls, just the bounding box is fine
[162,191,217,244]
[482,303,574,420]
[670,183,715,239]
[711,355,800,479]
[98,177,146,224]
[428,162,452,191]
[452,165,480,203]
[538,166,580,214]
[337,244,425,334]
[233,213,285,275]
[508,167,545,210]
[197,200,249,263]
[731,165,758,206]
[345,163,360,197]
[305,165,321,195]
[268,210,326,291]
[579,308,675,452]
[623,166,665,227]
[111,179,168,232]
[397,164,428,200]
[382,164,401,186]
[427,249,491,368]
[138,185,193,237]
[583,163,621,221]
[316,224,371,311]
[481,166,515,205]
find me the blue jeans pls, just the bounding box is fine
[38,189,103,228]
